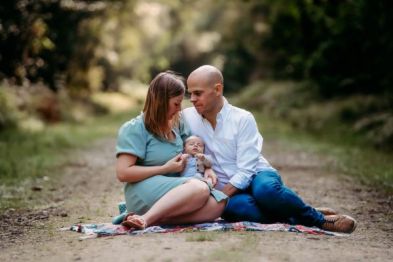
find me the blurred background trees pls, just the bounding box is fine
[0,0,109,90]
[1,0,392,148]
[263,0,393,98]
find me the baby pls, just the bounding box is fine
[182,135,213,183]
[181,136,227,202]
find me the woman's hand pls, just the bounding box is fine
[204,168,217,186]
[116,153,188,183]
[163,154,187,173]
[180,153,190,161]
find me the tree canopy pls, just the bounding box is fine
[1,0,391,97]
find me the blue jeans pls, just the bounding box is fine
[222,170,325,227]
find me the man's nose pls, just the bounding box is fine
[190,94,197,102]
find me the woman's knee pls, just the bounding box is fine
[185,179,210,198]
[205,197,226,220]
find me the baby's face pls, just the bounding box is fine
[184,137,204,156]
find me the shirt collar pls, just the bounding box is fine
[216,97,230,122]
[196,97,230,124]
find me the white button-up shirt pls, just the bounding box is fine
[182,98,275,190]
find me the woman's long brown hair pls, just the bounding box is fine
[143,71,185,139]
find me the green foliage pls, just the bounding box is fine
[1,0,391,146]
[0,0,108,90]
[263,0,393,98]
[234,81,393,149]
[0,87,18,129]
[1,0,392,98]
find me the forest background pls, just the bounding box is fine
[1,0,392,208]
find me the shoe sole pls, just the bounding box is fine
[348,217,358,233]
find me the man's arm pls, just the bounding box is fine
[228,113,263,191]
[221,183,239,197]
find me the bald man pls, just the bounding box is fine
[182,65,357,233]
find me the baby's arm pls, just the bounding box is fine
[203,167,217,187]
[195,153,212,168]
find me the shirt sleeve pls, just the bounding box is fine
[116,118,147,159]
[229,113,263,190]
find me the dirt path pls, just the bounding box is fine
[0,137,392,262]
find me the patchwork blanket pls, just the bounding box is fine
[64,221,343,239]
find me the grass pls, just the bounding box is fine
[0,111,136,184]
[229,81,393,194]
[186,232,217,242]
[206,233,260,261]
[0,110,138,210]
[250,110,393,194]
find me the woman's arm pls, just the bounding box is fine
[116,153,186,183]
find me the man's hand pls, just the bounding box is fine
[221,183,239,197]
[204,168,217,186]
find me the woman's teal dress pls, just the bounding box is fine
[116,113,191,215]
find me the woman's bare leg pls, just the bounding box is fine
[138,179,210,226]
[158,196,226,225]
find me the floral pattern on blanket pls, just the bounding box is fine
[64,221,343,239]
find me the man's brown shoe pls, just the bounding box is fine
[321,215,357,233]
[315,207,338,216]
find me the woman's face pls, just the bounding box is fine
[167,94,184,120]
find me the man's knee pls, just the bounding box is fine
[222,193,264,222]
[251,171,283,200]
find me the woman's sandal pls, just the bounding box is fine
[121,212,147,230]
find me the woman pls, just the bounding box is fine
[116,71,226,229]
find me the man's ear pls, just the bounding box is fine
[214,83,223,95]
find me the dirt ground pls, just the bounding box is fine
[0,137,392,262]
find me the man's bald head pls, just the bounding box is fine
[188,65,224,87]
[187,65,225,120]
